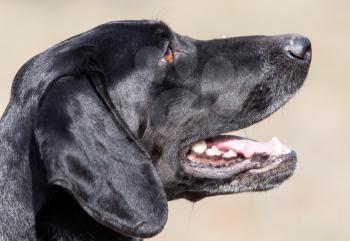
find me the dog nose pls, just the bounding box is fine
[285,35,311,62]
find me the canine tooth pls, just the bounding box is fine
[191,140,207,154]
[222,150,237,158]
[281,144,291,154]
[272,137,283,155]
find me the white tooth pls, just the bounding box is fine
[223,150,237,158]
[205,146,222,157]
[281,144,291,154]
[272,137,283,155]
[206,148,216,156]
[191,140,207,154]
[211,146,222,156]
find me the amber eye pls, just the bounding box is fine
[161,48,174,63]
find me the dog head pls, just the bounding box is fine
[97,20,311,198]
[33,20,311,238]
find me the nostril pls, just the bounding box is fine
[286,35,312,61]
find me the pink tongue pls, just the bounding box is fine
[210,139,276,158]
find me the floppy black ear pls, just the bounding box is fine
[34,70,168,238]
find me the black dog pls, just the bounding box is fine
[0,20,311,241]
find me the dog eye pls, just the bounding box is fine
[161,48,174,63]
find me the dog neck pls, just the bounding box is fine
[0,103,37,240]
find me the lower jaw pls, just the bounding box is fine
[168,154,296,201]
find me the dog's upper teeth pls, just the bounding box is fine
[281,144,291,154]
[206,146,221,156]
[191,140,207,154]
[271,137,283,155]
[222,150,237,158]
[212,146,222,156]
[206,148,215,156]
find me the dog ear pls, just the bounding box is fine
[34,67,168,238]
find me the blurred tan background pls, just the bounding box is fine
[0,0,349,240]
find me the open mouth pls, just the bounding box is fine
[182,134,295,179]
